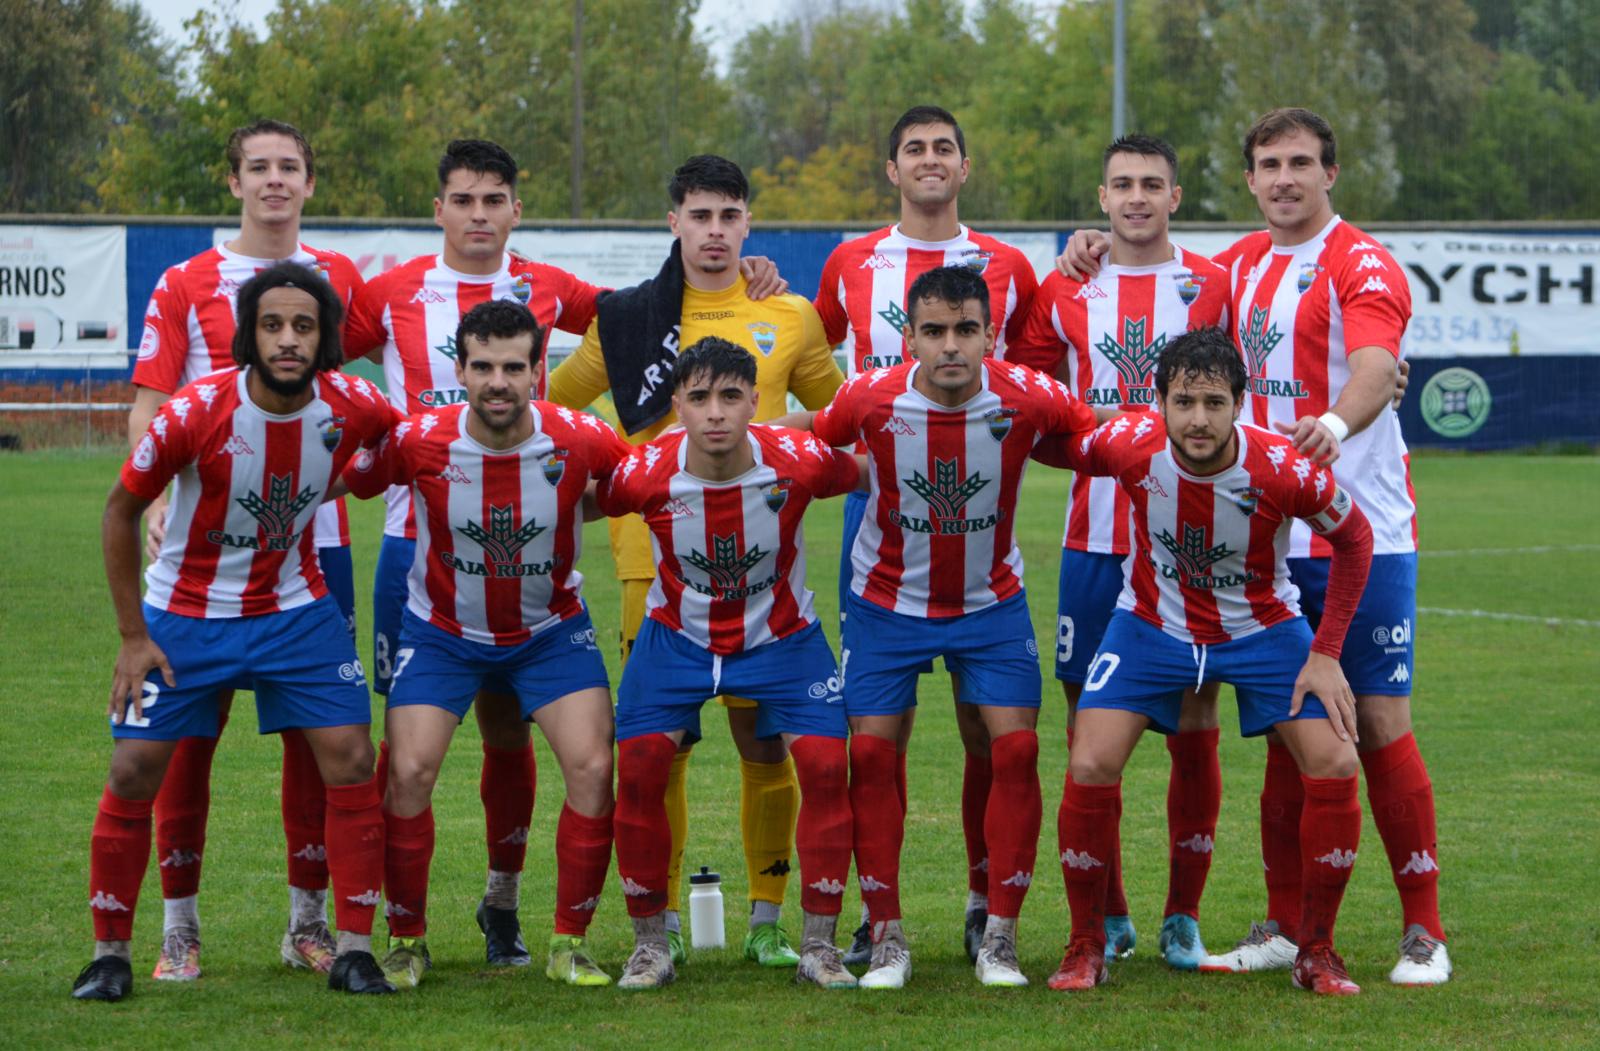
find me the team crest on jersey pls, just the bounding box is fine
[1175,272,1205,306]
[962,250,992,275]
[1297,263,1324,294]
[509,275,532,305]
[763,478,792,513]
[1228,485,1262,516]
[542,447,569,485]
[318,415,345,451]
[984,406,1016,442]
[747,322,779,357]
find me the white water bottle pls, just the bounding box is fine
[688,866,725,949]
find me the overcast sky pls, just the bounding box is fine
[135,0,810,70]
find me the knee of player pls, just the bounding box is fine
[1298,745,1358,781]
[108,752,167,801]
[1068,750,1124,786]
[1354,696,1412,750]
[564,744,614,793]
[313,732,377,787]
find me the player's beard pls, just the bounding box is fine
[256,360,317,397]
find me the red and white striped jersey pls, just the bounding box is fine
[345,252,604,539]
[1010,246,1231,555]
[1040,415,1355,644]
[814,225,1039,375]
[1215,217,1415,557]
[133,242,364,547]
[121,368,400,619]
[595,425,860,655]
[346,402,629,646]
[812,358,1098,619]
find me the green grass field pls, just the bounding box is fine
[2,450,1597,1049]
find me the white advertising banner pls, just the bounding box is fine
[0,225,128,367]
[216,227,675,356]
[1172,228,1600,357]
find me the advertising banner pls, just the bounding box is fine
[1174,228,1600,357]
[0,225,128,367]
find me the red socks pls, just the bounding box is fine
[985,730,1040,919]
[1361,732,1444,939]
[614,734,677,918]
[281,728,328,891]
[1299,774,1361,948]
[325,778,384,936]
[90,788,153,942]
[961,752,992,895]
[554,804,613,935]
[1165,727,1221,919]
[1260,739,1305,935]
[153,735,216,899]
[482,742,536,874]
[1057,776,1119,952]
[850,734,903,922]
[383,807,434,938]
[789,736,852,916]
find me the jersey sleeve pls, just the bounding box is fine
[1332,248,1410,358]
[594,447,650,517]
[788,301,846,409]
[1281,448,1355,535]
[547,320,612,411]
[343,274,390,361]
[810,375,863,448]
[120,397,197,498]
[1033,368,1099,439]
[131,267,195,394]
[582,413,633,478]
[1032,411,1152,475]
[1001,249,1041,346]
[550,266,604,335]
[812,247,850,346]
[1005,275,1068,375]
[343,423,407,498]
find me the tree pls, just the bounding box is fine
[3,0,178,212]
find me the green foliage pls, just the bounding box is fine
[9,0,1600,220]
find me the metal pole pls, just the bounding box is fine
[571,0,584,219]
[1112,0,1126,139]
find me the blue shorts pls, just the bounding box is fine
[616,619,846,743]
[372,534,414,695]
[115,596,371,741]
[1055,549,1126,684]
[839,489,933,677]
[389,608,609,721]
[841,591,1042,716]
[1290,552,1416,696]
[318,543,356,641]
[1079,612,1328,737]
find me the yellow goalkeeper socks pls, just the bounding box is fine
[741,755,799,910]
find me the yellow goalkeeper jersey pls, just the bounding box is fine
[548,274,844,579]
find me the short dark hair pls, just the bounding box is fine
[232,261,344,372]
[888,105,966,160]
[1243,107,1336,171]
[438,139,519,191]
[671,336,757,391]
[1154,326,1247,401]
[455,299,544,365]
[226,119,314,180]
[904,265,991,327]
[1103,134,1179,184]
[668,155,748,207]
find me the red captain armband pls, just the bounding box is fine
[1306,484,1354,535]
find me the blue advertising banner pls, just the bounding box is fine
[1398,355,1600,450]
